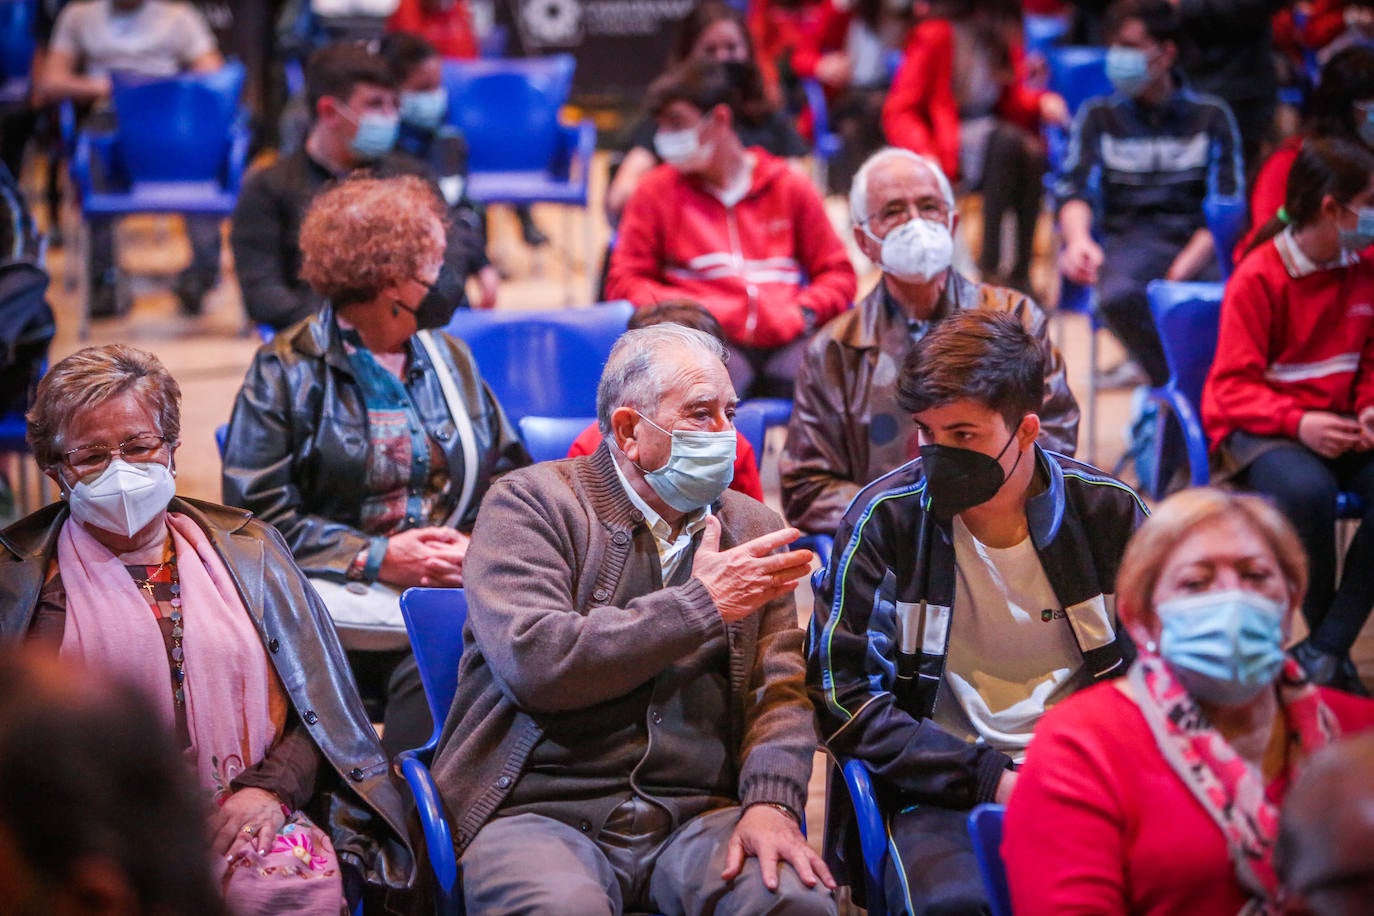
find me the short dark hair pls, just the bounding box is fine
[305,41,395,114]
[627,300,726,342]
[897,310,1044,429]
[378,30,439,84]
[648,58,750,121]
[1105,0,1180,46]
[1309,46,1374,141]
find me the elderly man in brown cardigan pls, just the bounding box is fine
[430,323,837,914]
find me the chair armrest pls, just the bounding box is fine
[396,750,461,914]
[1146,386,1210,494]
[552,119,596,184]
[225,110,252,193]
[837,755,888,914]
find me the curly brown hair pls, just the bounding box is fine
[298,174,448,307]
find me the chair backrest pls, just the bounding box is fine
[399,587,469,732]
[519,415,595,463]
[733,401,769,466]
[214,423,228,457]
[441,55,575,173]
[110,60,246,184]
[1204,195,1248,281]
[1146,280,1224,411]
[446,301,634,420]
[967,803,1012,916]
[1048,46,1112,117]
[0,0,35,85]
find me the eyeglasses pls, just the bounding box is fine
[62,434,168,475]
[864,198,951,234]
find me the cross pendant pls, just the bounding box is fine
[142,580,156,599]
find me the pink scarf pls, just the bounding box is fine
[1129,653,1340,915]
[56,512,278,798]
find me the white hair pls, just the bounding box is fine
[596,324,728,434]
[848,147,956,226]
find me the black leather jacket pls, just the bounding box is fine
[0,497,416,898]
[221,306,529,580]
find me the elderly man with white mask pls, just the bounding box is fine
[781,147,1080,537]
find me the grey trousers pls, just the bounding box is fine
[459,803,837,915]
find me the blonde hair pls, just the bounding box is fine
[298,174,448,307]
[26,345,181,469]
[1116,488,1307,632]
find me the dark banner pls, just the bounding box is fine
[495,0,696,104]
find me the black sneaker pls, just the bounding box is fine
[173,270,215,316]
[518,208,549,247]
[89,274,121,318]
[1291,639,1371,696]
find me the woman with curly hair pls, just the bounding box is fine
[223,174,529,756]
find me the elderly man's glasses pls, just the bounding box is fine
[62,434,168,475]
[865,199,950,234]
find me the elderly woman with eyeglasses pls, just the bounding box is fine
[0,345,414,913]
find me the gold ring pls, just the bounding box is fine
[241,824,257,835]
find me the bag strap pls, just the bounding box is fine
[417,330,480,528]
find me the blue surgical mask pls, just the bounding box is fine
[635,412,736,512]
[399,88,449,130]
[1156,589,1287,706]
[1340,204,1374,253]
[342,106,399,160]
[1106,45,1152,97]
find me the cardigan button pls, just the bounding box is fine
[349,767,365,781]
[612,531,630,546]
[629,510,644,522]
[592,587,611,602]
[268,638,280,653]
[496,775,512,788]
[304,710,319,725]
[579,819,592,832]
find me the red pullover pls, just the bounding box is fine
[606,149,856,350]
[1203,230,1374,446]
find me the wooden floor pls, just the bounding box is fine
[8,153,1372,911]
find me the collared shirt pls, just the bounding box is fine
[612,458,712,582]
[1276,226,1361,279]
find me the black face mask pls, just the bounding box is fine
[395,264,464,330]
[919,425,1023,519]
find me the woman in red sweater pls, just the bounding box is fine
[1236,46,1374,262]
[1203,138,1374,694]
[1004,487,1374,916]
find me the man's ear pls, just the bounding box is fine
[1017,412,1041,449]
[1159,39,1178,69]
[609,407,640,461]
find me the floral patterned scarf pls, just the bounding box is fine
[1128,653,1340,915]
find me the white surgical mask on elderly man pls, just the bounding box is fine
[635,413,736,513]
[865,216,953,283]
[65,458,176,539]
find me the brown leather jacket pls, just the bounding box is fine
[781,272,1079,535]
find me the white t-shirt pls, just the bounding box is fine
[51,1,217,79]
[932,517,1087,763]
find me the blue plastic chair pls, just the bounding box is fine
[967,803,1012,916]
[445,302,633,421]
[1047,46,1112,119]
[1142,280,1225,498]
[70,61,250,335]
[1204,195,1248,281]
[518,415,595,462]
[0,0,35,106]
[1023,12,1071,56]
[441,55,597,296]
[825,756,889,916]
[214,423,228,457]
[398,587,469,916]
[801,78,842,189]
